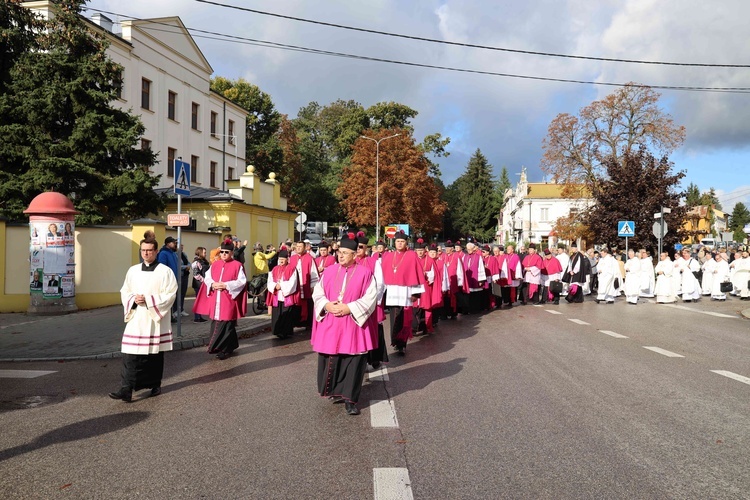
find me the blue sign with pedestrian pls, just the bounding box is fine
[617,221,635,237]
[674,243,683,251]
[174,159,191,196]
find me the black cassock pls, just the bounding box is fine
[272,303,299,339]
[317,353,368,404]
[208,320,239,354]
[121,352,164,391]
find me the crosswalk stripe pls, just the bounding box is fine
[370,400,399,428]
[599,330,628,339]
[545,310,563,315]
[368,366,389,382]
[568,318,590,325]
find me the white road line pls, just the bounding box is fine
[368,366,390,382]
[370,400,399,428]
[660,304,736,319]
[711,370,750,386]
[643,346,684,358]
[374,468,414,500]
[532,304,543,307]
[545,310,563,315]
[0,370,57,379]
[568,319,590,325]
[599,330,629,339]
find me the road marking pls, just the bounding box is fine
[599,330,628,339]
[710,370,750,386]
[660,304,735,318]
[533,304,543,307]
[370,400,399,428]
[368,366,389,382]
[545,310,563,315]
[643,346,684,358]
[0,370,57,379]
[568,319,590,325]
[374,468,414,500]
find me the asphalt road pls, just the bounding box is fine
[1,297,748,499]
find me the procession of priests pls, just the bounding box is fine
[109,231,748,411]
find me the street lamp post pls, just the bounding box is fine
[360,133,400,240]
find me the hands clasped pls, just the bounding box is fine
[326,301,351,317]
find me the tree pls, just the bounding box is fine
[451,149,498,241]
[0,0,163,224]
[541,83,686,197]
[685,183,701,207]
[584,149,687,252]
[365,102,417,132]
[729,202,750,242]
[340,129,446,234]
[210,77,283,181]
[496,166,511,211]
[0,0,43,94]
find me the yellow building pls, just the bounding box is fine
[681,205,727,244]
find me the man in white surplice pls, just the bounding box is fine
[654,251,676,303]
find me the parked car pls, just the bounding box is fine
[305,232,323,245]
[700,238,716,250]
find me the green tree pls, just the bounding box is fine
[685,182,701,207]
[365,101,418,131]
[210,77,283,180]
[0,0,43,94]
[584,149,686,252]
[729,202,750,242]
[452,149,498,241]
[0,0,163,224]
[496,166,512,212]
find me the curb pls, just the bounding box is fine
[742,308,750,320]
[0,320,272,363]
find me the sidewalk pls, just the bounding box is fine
[0,297,271,362]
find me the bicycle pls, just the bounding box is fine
[248,273,268,315]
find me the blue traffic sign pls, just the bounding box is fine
[674,243,683,251]
[617,220,635,238]
[174,159,191,196]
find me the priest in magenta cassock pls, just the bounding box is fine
[522,243,545,304]
[193,238,247,360]
[109,238,177,402]
[462,241,487,314]
[311,235,378,416]
[381,230,425,355]
[267,248,300,339]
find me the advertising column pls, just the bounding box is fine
[24,192,79,315]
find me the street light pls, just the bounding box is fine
[360,133,400,240]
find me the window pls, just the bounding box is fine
[227,167,234,180]
[141,139,151,151]
[210,111,217,137]
[168,91,176,120]
[539,207,550,222]
[167,148,176,177]
[210,161,217,188]
[191,155,199,184]
[228,120,235,144]
[141,78,151,110]
[191,102,199,130]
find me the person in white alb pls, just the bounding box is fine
[623,249,641,305]
[708,252,730,301]
[654,251,676,304]
[677,249,702,302]
[638,249,655,298]
[595,247,618,304]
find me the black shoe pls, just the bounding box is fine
[193,318,206,323]
[329,396,345,404]
[108,388,132,402]
[216,352,229,360]
[595,299,601,304]
[553,299,559,305]
[371,361,381,370]
[150,387,162,397]
[345,402,360,415]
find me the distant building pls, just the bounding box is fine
[682,205,727,244]
[23,2,246,191]
[499,168,593,249]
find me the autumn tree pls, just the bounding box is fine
[0,0,163,224]
[584,149,686,252]
[340,129,446,235]
[541,83,686,197]
[210,77,283,180]
[729,202,750,242]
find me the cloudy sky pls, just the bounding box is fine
[85,0,750,215]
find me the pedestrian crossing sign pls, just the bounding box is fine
[174,159,191,196]
[617,220,635,237]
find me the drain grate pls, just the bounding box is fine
[0,395,66,411]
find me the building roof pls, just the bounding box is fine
[155,186,242,202]
[525,183,589,199]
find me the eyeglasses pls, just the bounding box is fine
[358,245,366,249]
[220,250,231,254]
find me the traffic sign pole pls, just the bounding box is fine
[173,158,191,339]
